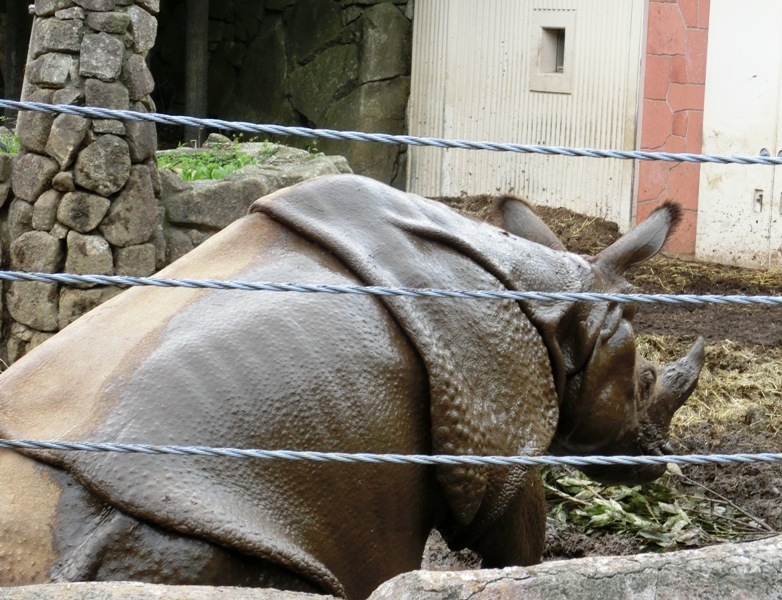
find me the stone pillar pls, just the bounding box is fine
[7,0,162,363]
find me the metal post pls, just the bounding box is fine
[185,0,209,147]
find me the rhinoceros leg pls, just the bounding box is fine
[0,449,321,591]
[464,468,546,568]
[50,471,322,590]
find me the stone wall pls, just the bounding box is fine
[150,0,413,187]
[3,0,399,365]
[4,0,160,363]
[158,138,352,265]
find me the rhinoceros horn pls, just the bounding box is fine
[497,197,703,484]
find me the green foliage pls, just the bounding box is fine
[0,131,20,154]
[157,142,269,181]
[545,466,771,550]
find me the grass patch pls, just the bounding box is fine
[0,131,20,154]
[157,143,269,181]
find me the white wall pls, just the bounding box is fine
[407,0,645,229]
[696,0,782,268]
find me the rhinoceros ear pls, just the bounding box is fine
[594,201,682,274]
[495,196,567,251]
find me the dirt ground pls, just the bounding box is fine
[428,195,782,564]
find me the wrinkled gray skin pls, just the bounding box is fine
[0,175,703,599]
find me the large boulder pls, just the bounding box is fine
[371,535,782,599]
[0,583,332,600]
[159,141,351,231]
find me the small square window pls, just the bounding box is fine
[541,28,566,74]
[529,9,575,94]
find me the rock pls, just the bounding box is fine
[227,155,351,190]
[147,160,161,196]
[359,3,412,83]
[33,17,83,58]
[53,86,84,106]
[12,152,60,202]
[73,0,116,10]
[137,0,160,14]
[288,44,360,122]
[73,134,132,196]
[0,183,11,210]
[6,322,56,364]
[113,243,156,276]
[149,225,167,269]
[33,190,62,231]
[79,32,124,81]
[122,54,155,100]
[163,177,269,230]
[93,120,126,135]
[85,11,132,34]
[50,223,69,240]
[164,227,194,263]
[84,78,130,110]
[55,7,86,20]
[52,171,76,193]
[128,4,158,54]
[0,154,13,181]
[100,165,157,246]
[17,89,55,154]
[288,0,344,65]
[26,52,79,87]
[10,231,63,272]
[57,191,111,233]
[65,231,113,275]
[320,77,410,183]
[159,143,352,230]
[0,582,332,600]
[34,0,75,17]
[46,113,90,169]
[232,17,294,124]
[59,287,122,329]
[203,133,233,148]
[6,282,59,332]
[370,536,782,600]
[125,103,157,162]
[8,199,34,241]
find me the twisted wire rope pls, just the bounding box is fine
[0,270,780,306]
[2,99,782,165]
[0,101,779,468]
[1,440,781,468]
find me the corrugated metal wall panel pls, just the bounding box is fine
[408,0,644,229]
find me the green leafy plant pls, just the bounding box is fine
[0,128,20,154]
[157,146,262,181]
[545,466,774,550]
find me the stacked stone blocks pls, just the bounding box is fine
[6,0,161,362]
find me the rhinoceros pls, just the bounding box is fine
[0,174,703,598]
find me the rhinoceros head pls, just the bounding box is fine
[497,199,704,484]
